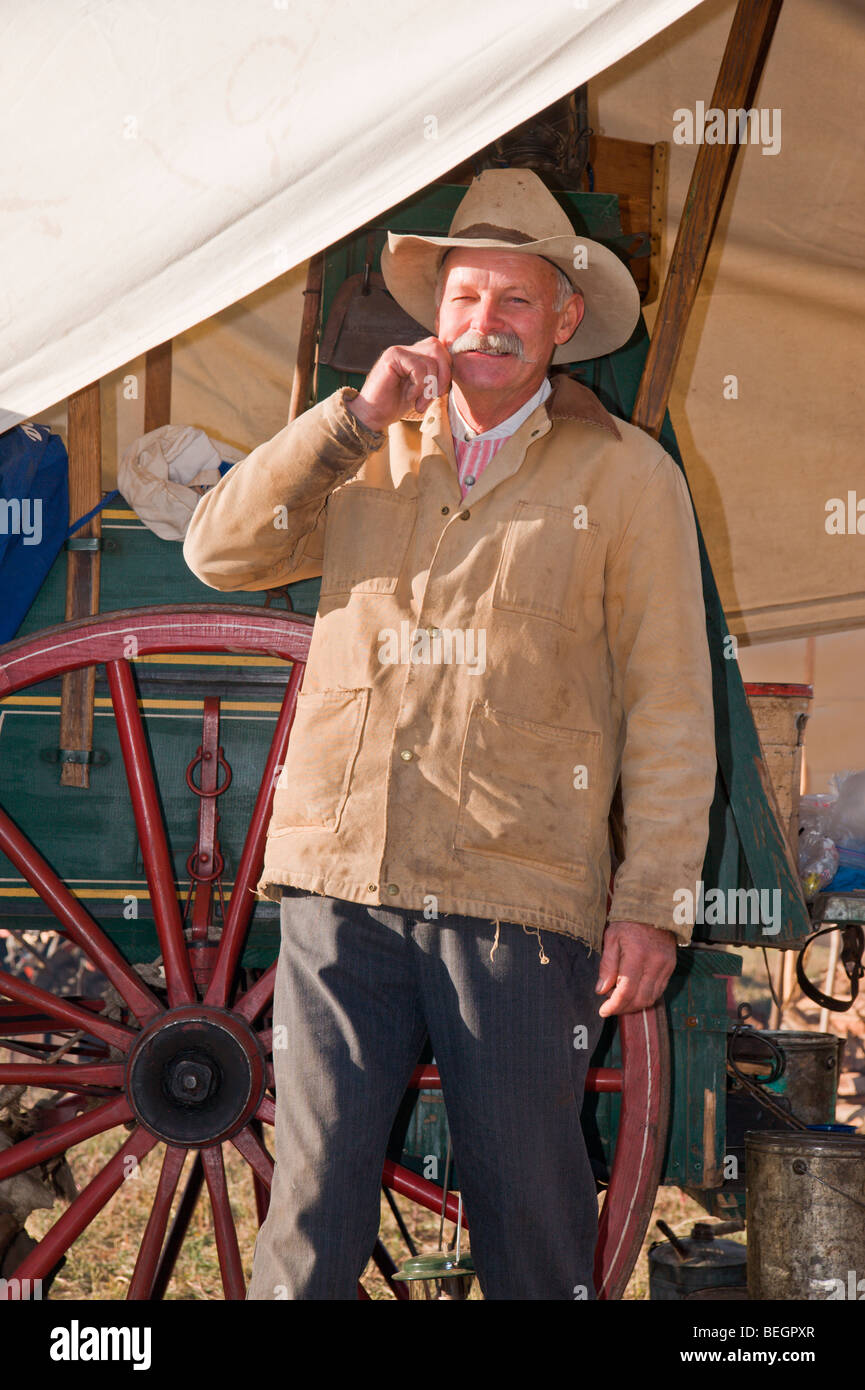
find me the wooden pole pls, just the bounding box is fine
[631,0,784,438]
[60,381,102,788]
[144,341,173,432]
[288,253,324,424]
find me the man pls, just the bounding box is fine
[183,169,717,1299]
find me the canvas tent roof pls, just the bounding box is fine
[3,0,864,668]
[0,0,703,430]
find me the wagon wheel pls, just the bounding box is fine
[0,605,309,1300]
[0,605,668,1300]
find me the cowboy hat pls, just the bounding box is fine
[380,168,640,363]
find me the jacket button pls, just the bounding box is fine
[399,750,414,761]
[386,883,400,895]
[427,627,440,638]
[367,883,377,893]
[441,505,450,515]
[459,509,471,520]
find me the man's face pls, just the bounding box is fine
[433,248,583,397]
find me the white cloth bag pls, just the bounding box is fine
[118,425,245,541]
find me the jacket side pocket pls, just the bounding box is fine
[270,687,370,832]
[453,700,601,882]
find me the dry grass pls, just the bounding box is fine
[23,1126,720,1301]
[27,1132,259,1301]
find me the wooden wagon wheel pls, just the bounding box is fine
[0,605,668,1300]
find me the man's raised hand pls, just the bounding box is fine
[346,338,452,434]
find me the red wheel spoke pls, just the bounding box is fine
[0,1001,109,1039]
[0,1093,132,1183]
[0,1062,124,1089]
[250,1131,271,1226]
[230,1124,273,1189]
[205,660,304,1008]
[0,967,134,1052]
[585,1066,623,1093]
[127,1145,187,1301]
[409,1064,440,1089]
[150,1152,205,1300]
[202,1145,245,1300]
[0,805,162,1026]
[256,1096,275,1126]
[382,1160,466,1227]
[233,962,276,1024]
[106,659,195,1007]
[1,1124,158,1291]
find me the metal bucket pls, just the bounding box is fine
[746,1130,865,1300]
[730,1029,843,1125]
[724,1030,845,1214]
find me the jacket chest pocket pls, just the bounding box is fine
[454,700,601,882]
[271,687,369,832]
[492,500,599,630]
[320,485,415,596]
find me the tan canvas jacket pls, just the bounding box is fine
[183,374,717,952]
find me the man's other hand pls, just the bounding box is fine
[346,337,452,433]
[596,920,677,1017]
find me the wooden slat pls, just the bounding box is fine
[631,0,785,439]
[144,341,172,433]
[60,381,102,788]
[587,133,658,302]
[288,253,323,423]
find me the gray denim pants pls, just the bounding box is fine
[247,891,604,1300]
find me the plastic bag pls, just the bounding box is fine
[796,829,839,900]
[826,770,865,848]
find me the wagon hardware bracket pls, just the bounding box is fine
[40,746,109,767]
[181,696,232,985]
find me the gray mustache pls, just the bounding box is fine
[450,330,526,361]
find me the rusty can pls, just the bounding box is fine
[746,1130,865,1299]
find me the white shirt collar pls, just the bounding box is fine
[448,376,552,444]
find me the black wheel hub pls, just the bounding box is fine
[127,1007,266,1145]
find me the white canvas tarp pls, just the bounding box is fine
[4,0,865,786]
[0,0,703,430]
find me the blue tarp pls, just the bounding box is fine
[0,423,68,643]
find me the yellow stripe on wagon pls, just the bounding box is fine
[0,696,283,713]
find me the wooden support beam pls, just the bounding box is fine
[289,253,324,424]
[60,381,102,788]
[144,341,173,433]
[631,0,784,438]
